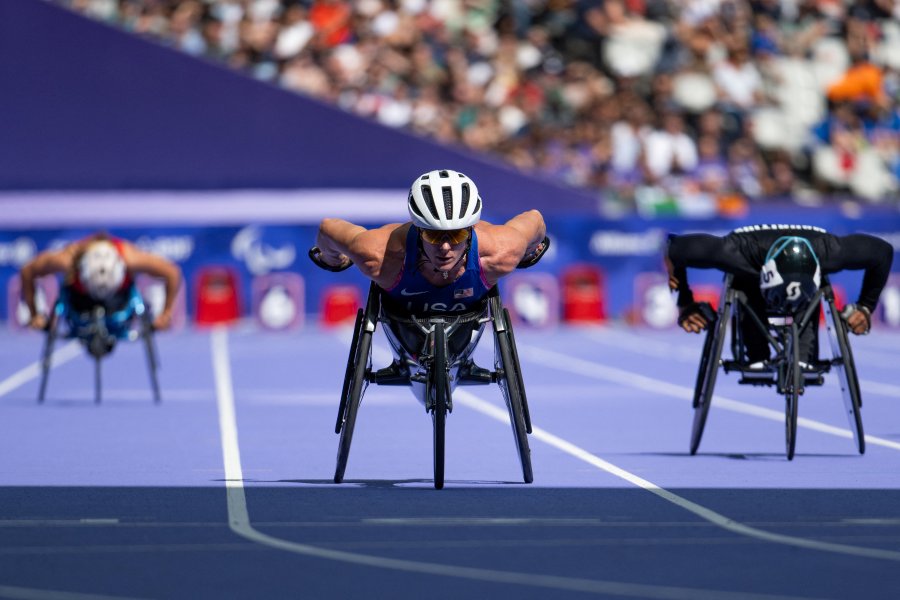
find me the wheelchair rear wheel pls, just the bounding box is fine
[503,308,532,434]
[334,310,373,484]
[690,300,729,455]
[431,325,450,490]
[141,312,161,404]
[494,314,533,484]
[38,312,60,404]
[824,298,864,454]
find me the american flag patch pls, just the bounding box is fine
[454,287,474,299]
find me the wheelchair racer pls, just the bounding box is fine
[20,233,182,338]
[312,169,547,315]
[664,225,893,368]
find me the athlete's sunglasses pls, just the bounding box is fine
[420,228,471,245]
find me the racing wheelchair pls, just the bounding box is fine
[690,274,863,460]
[38,284,161,405]
[309,238,548,489]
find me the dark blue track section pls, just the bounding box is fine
[2,326,900,599]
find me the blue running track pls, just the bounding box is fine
[2,325,900,599]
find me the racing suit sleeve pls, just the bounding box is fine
[823,234,894,312]
[667,233,756,307]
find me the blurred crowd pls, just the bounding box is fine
[58,0,900,215]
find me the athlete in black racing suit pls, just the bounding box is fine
[664,225,894,365]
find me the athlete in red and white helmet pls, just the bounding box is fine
[20,233,182,331]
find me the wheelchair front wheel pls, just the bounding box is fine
[334,314,372,484]
[690,305,728,455]
[784,326,800,461]
[431,325,450,490]
[494,319,533,484]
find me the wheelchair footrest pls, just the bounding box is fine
[370,361,411,386]
[457,361,493,385]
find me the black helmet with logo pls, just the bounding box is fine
[759,236,821,314]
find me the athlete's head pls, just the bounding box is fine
[78,240,126,301]
[408,170,482,277]
[760,236,821,314]
[408,169,481,231]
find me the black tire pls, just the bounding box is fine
[334,320,372,484]
[503,308,531,434]
[495,318,533,484]
[690,298,729,455]
[431,325,449,490]
[94,355,102,405]
[826,299,865,454]
[335,309,364,434]
[38,312,59,404]
[784,325,800,460]
[142,313,161,404]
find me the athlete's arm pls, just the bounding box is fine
[19,247,76,330]
[476,210,546,286]
[122,243,182,331]
[825,233,894,334]
[316,219,407,288]
[666,233,755,334]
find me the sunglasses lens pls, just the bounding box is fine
[422,228,469,245]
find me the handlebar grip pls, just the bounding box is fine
[516,236,550,270]
[309,247,353,272]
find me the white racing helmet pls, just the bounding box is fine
[79,241,126,301]
[408,169,482,230]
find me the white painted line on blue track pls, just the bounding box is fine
[453,387,900,562]
[525,344,900,452]
[0,341,80,400]
[582,327,900,400]
[210,328,825,600]
[0,584,146,600]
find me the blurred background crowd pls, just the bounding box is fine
[57,0,900,215]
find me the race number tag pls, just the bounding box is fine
[759,259,783,289]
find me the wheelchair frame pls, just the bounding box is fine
[38,285,161,405]
[690,274,863,460]
[332,282,533,490]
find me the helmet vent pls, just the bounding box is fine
[421,187,441,220]
[459,183,470,218]
[439,170,449,178]
[408,192,426,220]
[473,197,481,215]
[441,186,453,220]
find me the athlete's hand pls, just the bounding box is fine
[842,305,871,335]
[677,302,714,334]
[28,314,48,331]
[153,311,173,331]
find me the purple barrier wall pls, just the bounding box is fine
[0,0,597,217]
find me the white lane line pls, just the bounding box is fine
[522,345,900,452]
[210,329,821,600]
[0,341,80,400]
[453,388,900,563]
[0,584,146,600]
[581,328,900,400]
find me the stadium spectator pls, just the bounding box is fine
[55,0,900,209]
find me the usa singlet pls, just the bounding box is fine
[383,226,492,314]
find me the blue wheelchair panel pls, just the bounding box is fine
[55,284,147,341]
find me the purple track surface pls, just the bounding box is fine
[2,324,900,600]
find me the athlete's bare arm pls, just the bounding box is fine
[121,242,182,330]
[316,219,409,289]
[475,210,546,286]
[19,247,78,330]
